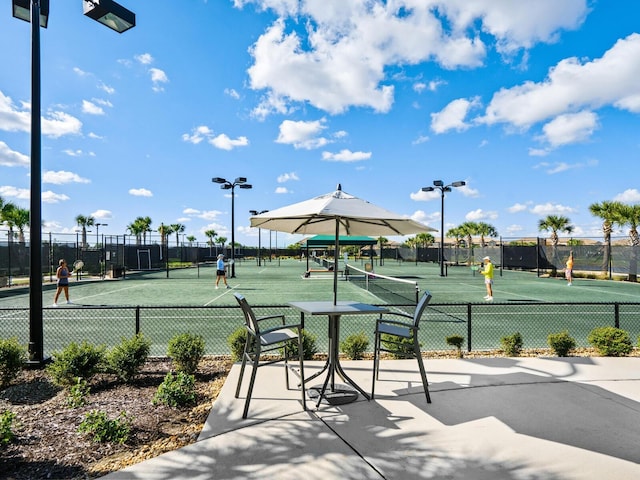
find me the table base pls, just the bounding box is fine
[308,384,359,405]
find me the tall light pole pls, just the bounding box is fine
[422,180,466,277]
[12,0,136,365]
[212,177,252,278]
[95,223,108,246]
[249,210,268,266]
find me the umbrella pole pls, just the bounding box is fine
[334,219,339,305]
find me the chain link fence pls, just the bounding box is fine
[2,301,639,358]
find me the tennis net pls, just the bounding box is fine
[345,263,419,304]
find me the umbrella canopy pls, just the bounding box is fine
[250,184,436,304]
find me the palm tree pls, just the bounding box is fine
[186,235,196,246]
[538,215,574,273]
[171,223,185,247]
[1,200,18,243]
[127,218,145,244]
[589,201,623,276]
[216,236,227,254]
[414,233,434,248]
[204,229,217,255]
[458,221,478,265]
[475,222,499,248]
[140,216,152,244]
[613,203,640,282]
[4,206,30,245]
[75,214,95,248]
[157,223,173,247]
[446,226,465,264]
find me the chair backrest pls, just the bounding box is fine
[412,291,432,327]
[234,293,259,336]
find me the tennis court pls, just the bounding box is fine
[1,258,639,357]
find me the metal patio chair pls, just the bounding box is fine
[371,291,432,404]
[234,293,306,418]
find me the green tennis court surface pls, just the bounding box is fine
[1,258,639,307]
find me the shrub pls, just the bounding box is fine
[500,332,523,357]
[168,333,205,375]
[66,377,90,408]
[227,326,247,362]
[46,341,106,387]
[283,329,318,361]
[380,334,419,359]
[547,330,576,357]
[78,410,131,444]
[340,332,369,360]
[587,326,632,357]
[152,371,196,407]
[106,333,152,382]
[0,337,26,388]
[1,410,17,446]
[445,335,465,358]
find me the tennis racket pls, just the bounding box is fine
[72,260,84,272]
[227,259,235,265]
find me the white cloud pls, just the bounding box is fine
[42,191,70,204]
[239,0,587,116]
[0,141,29,167]
[0,185,30,200]
[465,209,498,221]
[275,186,289,194]
[321,149,371,162]
[431,97,480,134]
[508,203,529,213]
[276,119,329,149]
[129,188,153,197]
[225,88,240,99]
[478,33,640,133]
[82,100,105,115]
[183,208,201,215]
[198,210,223,221]
[209,134,249,150]
[540,110,598,147]
[91,209,112,219]
[530,202,576,215]
[135,53,154,65]
[182,125,214,144]
[613,188,640,204]
[149,68,169,92]
[277,172,299,183]
[43,171,90,185]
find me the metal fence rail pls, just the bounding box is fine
[2,302,639,358]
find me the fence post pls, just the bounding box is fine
[614,302,620,329]
[135,306,141,335]
[467,303,472,352]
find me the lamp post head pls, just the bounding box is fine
[239,184,253,190]
[234,177,247,184]
[212,177,227,184]
[451,181,466,188]
[249,210,258,216]
[83,0,136,33]
[433,180,444,187]
[421,186,435,193]
[221,184,232,190]
[13,0,49,27]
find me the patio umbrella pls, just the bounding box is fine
[250,184,436,304]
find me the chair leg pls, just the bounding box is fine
[371,332,380,399]
[242,347,261,419]
[235,351,249,399]
[414,339,431,404]
[298,333,306,411]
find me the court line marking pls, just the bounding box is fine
[204,285,237,306]
[70,284,148,303]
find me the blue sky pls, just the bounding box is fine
[1,0,639,248]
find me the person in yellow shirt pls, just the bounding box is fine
[565,251,574,286]
[480,256,494,301]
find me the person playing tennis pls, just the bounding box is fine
[53,259,73,306]
[215,254,230,289]
[565,251,574,286]
[480,256,494,302]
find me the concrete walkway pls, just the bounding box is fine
[102,356,640,479]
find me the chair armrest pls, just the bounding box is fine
[378,311,413,321]
[261,323,302,335]
[255,314,286,324]
[376,318,417,331]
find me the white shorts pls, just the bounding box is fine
[485,278,493,285]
